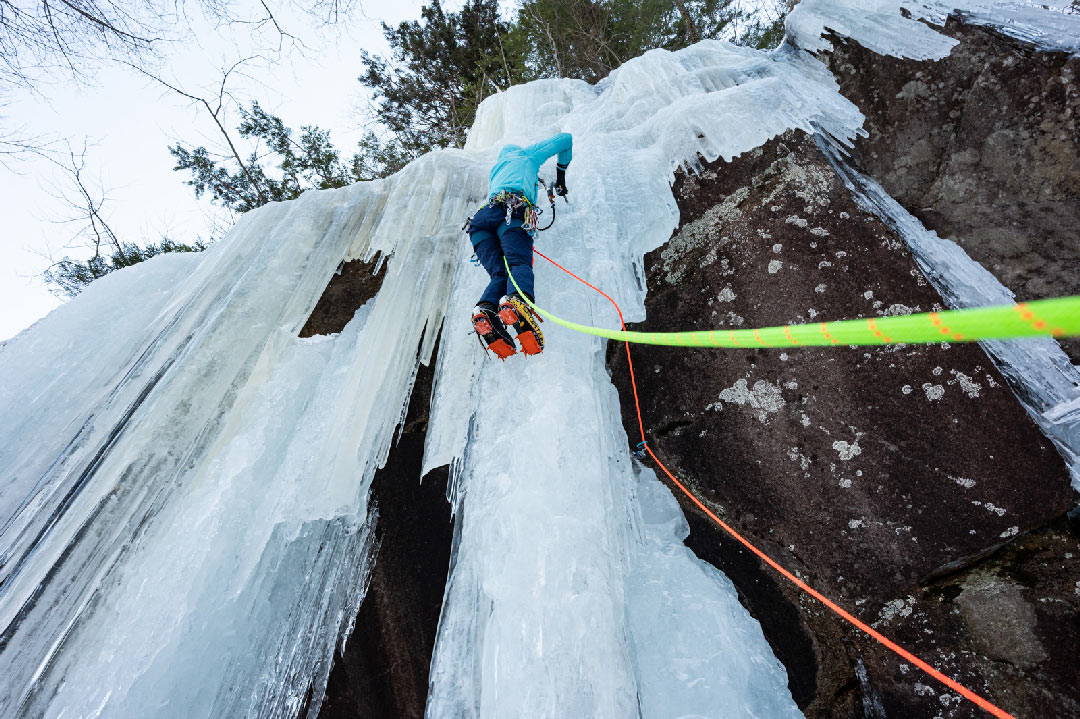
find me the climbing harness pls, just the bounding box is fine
[507,248,1028,719]
[485,191,530,227]
[462,178,560,238]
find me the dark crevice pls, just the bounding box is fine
[653,418,693,437]
[300,255,388,338]
[317,352,452,719]
[298,255,452,719]
[916,513,1076,586]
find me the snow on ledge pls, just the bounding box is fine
[787,0,1080,59]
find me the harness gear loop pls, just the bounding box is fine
[486,190,536,230]
[462,178,560,236]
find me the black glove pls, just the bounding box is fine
[554,164,568,196]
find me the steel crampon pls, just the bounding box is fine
[472,308,517,359]
[499,295,544,355]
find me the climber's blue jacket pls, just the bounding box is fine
[487,133,572,206]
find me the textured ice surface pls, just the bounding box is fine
[959,2,1080,54]
[786,0,962,59]
[0,173,462,716]
[3,0,1077,716]
[788,0,1080,57]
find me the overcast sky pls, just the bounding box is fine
[0,0,465,341]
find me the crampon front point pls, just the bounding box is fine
[472,307,517,359]
[499,295,544,355]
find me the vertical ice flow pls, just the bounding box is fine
[0,158,473,717]
[426,3,1080,714]
[422,41,874,718]
[2,1,1076,717]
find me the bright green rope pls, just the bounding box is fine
[503,258,1080,348]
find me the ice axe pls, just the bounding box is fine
[535,178,560,231]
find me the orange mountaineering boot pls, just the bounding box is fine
[472,303,517,359]
[498,294,544,356]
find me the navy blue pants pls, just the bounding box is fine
[468,199,535,307]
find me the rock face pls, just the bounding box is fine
[824,17,1080,360]
[299,256,387,338]
[606,18,1080,719]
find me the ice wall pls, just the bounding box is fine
[1,0,1076,717]
[788,0,1080,58]
[0,158,473,717]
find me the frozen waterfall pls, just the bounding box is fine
[1,1,1075,717]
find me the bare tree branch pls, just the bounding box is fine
[0,127,56,169]
[0,1,360,90]
[56,0,161,46]
[123,56,269,205]
[32,139,124,260]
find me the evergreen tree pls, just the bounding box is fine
[44,238,208,298]
[740,14,787,50]
[517,0,611,82]
[169,102,376,213]
[357,0,526,161]
[517,0,745,83]
[736,1,792,50]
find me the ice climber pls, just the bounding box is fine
[468,132,571,359]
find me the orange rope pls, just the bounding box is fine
[532,247,1016,719]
